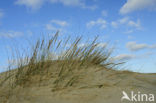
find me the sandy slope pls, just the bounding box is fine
[0,68,156,103]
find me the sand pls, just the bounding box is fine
[0,67,156,103]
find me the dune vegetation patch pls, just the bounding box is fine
[0,32,122,93]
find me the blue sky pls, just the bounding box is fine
[0,0,156,73]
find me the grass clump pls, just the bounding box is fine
[1,32,120,90]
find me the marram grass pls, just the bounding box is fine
[0,32,122,91]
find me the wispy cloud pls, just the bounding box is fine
[111,17,142,31]
[50,0,97,10]
[113,54,135,61]
[86,18,107,29]
[46,24,58,31]
[124,30,134,34]
[119,17,129,24]
[101,10,107,17]
[120,0,156,14]
[0,31,23,38]
[46,19,68,34]
[15,0,97,10]
[126,41,156,51]
[127,19,141,29]
[77,42,107,48]
[50,20,68,27]
[15,0,44,10]
[113,52,154,61]
[111,21,118,28]
[127,35,134,39]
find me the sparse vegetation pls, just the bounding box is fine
[0,32,120,91]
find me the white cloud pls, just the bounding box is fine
[113,52,154,61]
[113,54,135,61]
[50,0,97,10]
[46,19,68,32]
[46,24,57,31]
[111,17,141,30]
[0,31,23,38]
[15,0,97,10]
[119,17,129,24]
[128,19,141,29]
[77,42,107,48]
[128,35,134,39]
[138,51,155,58]
[15,0,44,10]
[101,10,107,17]
[111,21,118,28]
[54,0,81,6]
[51,20,68,27]
[124,30,134,34]
[51,0,83,6]
[86,18,107,29]
[126,42,147,51]
[126,41,156,51]
[120,0,156,14]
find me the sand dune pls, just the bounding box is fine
[0,67,155,103]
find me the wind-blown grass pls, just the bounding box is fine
[1,32,121,90]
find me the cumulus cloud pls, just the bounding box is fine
[0,31,23,38]
[86,18,107,29]
[15,0,97,10]
[120,0,156,14]
[126,41,156,51]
